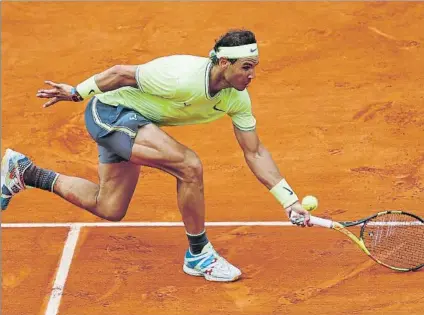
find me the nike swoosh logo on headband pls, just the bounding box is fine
[250,48,258,53]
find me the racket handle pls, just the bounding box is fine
[309,215,333,228]
[290,212,333,228]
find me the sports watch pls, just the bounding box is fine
[70,87,84,102]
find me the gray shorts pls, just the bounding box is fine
[84,97,153,163]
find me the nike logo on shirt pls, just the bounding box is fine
[213,101,225,112]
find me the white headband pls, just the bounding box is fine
[215,43,259,59]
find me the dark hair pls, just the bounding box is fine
[210,29,257,65]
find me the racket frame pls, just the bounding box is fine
[308,210,423,272]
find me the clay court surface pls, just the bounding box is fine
[2,2,424,315]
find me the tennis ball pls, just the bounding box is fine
[301,195,318,211]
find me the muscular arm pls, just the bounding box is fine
[36,65,139,107]
[233,125,312,224]
[94,65,138,91]
[233,126,283,189]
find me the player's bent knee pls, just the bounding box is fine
[181,151,203,183]
[96,203,128,221]
[102,211,126,222]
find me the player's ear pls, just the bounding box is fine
[218,57,231,69]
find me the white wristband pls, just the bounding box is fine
[76,75,102,99]
[270,179,299,208]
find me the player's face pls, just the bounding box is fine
[224,57,259,91]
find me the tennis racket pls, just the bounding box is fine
[291,210,424,272]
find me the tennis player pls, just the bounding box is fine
[1,29,311,282]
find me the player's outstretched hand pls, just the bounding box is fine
[285,201,313,227]
[37,81,74,107]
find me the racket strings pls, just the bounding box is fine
[362,213,424,270]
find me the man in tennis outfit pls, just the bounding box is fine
[1,29,311,282]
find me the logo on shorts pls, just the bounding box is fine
[129,114,138,121]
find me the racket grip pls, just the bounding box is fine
[309,215,333,228]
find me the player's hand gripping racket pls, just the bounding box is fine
[291,210,424,271]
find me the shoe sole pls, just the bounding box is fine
[182,264,241,282]
[1,149,13,210]
[1,149,14,188]
[1,149,11,179]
